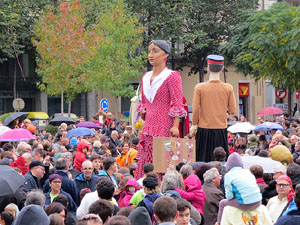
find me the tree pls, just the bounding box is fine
[221,3,300,114]
[89,0,144,116]
[126,0,258,81]
[0,0,55,99]
[126,0,188,70]
[179,0,258,82]
[33,0,99,115]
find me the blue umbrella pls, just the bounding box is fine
[252,122,284,131]
[67,127,96,138]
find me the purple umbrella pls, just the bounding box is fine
[76,122,101,130]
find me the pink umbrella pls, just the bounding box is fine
[76,122,101,129]
[0,128,35,142]
[257,107,283,116]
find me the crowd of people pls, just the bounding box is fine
[0,111,300,225]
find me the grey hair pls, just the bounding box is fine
[61,152,73,162]
[111,130,119,137]
[273,165,287,175]
[203,168,218,184]
[16,142,31,153]
[179,165,193,179]
[161,171,184,193]
[25,189,46,207]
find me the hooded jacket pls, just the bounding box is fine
[225,153,262,204]
[14,205,50,225]
[175,174,206,215]
[123,179,138,207]
[9,156,29,175]
[138,193,162,219]
[74,142,89,172]
[129,206,152,225]
[75,173,99,196]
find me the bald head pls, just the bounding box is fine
[82,160,93,180]
[22,152,33,166]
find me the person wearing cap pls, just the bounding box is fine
[191,54,236,162]
[217,152,262,224]
[24,161,46,191]
[44,174,77,214]
[135,40,187,179]
[137,175,162,220]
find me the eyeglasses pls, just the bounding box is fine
[276,183,290,188]
[52,180,62,184]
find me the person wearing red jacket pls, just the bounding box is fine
[74,142,89,172]
[9,156,29,175]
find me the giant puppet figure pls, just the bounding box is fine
[135,40,187,179]
[191,55,236,162]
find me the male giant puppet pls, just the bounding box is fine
[191,55,236,162]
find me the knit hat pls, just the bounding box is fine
[49,174,63,183]
[128,206,152,225]
[226,152,243,171]
[70,137,79,146]
[143,177,158,189]
[14,205,50,225]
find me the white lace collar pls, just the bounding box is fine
[143,68,172,103]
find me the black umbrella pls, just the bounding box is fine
[0,165,25,197]
[49,116,75,126]
[3,112,29,128]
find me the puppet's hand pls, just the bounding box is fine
[169,127,179,137]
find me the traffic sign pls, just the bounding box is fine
[275,88,287,99]
[100,98,109,112]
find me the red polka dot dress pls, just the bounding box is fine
[135,69,186,179]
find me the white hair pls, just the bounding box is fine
[203,168,218,184]
[273,165,287,175]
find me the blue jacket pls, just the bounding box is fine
[43,170,79,206]
[138,193,162,219]
[75,173,99,196]
[98,170,119,189]
[45,189,77,214]
[275,209,300,225]
[224,167,262,204]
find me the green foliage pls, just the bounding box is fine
[33,0,99,101]
[0,0,55,62]
[89,0,145,98]
[127,0,258,80]
[222,3,300,90]
[45,124,58,135]
[0,112,13,123]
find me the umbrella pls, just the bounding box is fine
[242,155,282,173]
[76,122,101,130]
[0,165,25,196]
[252,122,284,131]
[3,112,29,128]
[49,116,75,126]
[227,122,255,133]
[257,107,283,116]
[0,128,35,142]
[67,127,96,138]
[0,126,11,135]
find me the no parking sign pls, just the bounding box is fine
[100,98,109,112]
[275,88,287,99]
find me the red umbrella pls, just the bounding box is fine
[0,129,35,142]
[257,107,283,116]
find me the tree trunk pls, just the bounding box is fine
[115,96,119,119]
[61,88,64,115]
[68,96,71,118]
[288,87,292,116]
[13,59,17,102]
[198,58,204,82]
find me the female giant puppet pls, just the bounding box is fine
[135,40,187,179]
